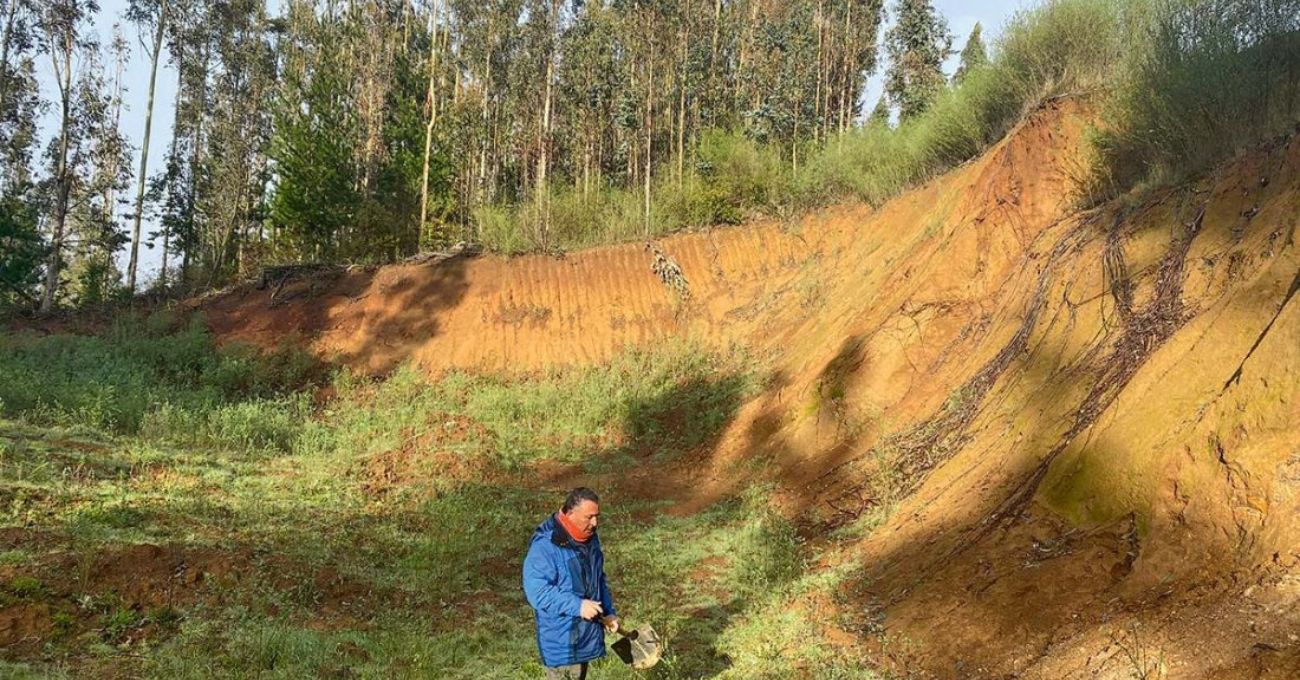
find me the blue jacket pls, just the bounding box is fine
[522,515,616,667]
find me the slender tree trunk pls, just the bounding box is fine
[158,49,187,290]
[581,140,591,199]
[103,36,125,271]
[476,39,492,206]
[419,2,443,245]
[737,1,758,111]
[838,2,852,134]
[184,42,210,290]
[160,221,170,287]
[814,0,824,144]
[40,40,74,313]
[644,39,654,237]
[792,99,799,172]
[681,0,691,188]
[127,0,170,293]
[536,39,553,246]
[0,0,18,125]
[708,0,721,127]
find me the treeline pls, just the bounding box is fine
[1,0,1298,312]
[0,0,960,308]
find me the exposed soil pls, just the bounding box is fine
[357,413,495,500]
[187,96,1300,677]
[0,528,393,661]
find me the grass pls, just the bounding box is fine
[0,311,321,437]
[470,0,1299,255]
[0,324,886,678]
[475,0,1120,251]
[1091,0,1300,197]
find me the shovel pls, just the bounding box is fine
[610,624,662,670]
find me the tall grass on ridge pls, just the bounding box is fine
[1094,0,1300,194]
[474,0,1300,254]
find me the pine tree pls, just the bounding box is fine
[267,22,361,261]
[884,0,951,120]
[953,21,986,86]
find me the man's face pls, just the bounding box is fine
[567,499,600,533]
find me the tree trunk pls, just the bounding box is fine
[128,0,170,294]
[676,1,690,187]
[103,34,125,279]
[475,39,492,206]
[158,46,187,290]
[40,40,74,313]
[418,3,442,246]
[536,42,553,246]
[708,0,721,127]
[0,0,18,128]
[183,58,206,291]
[814,0,824,144]
[535,0,558,247]
[838,1,852,134]
[644,40,654,237]
[160,223,169,287]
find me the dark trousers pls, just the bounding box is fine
[544,662,588,679]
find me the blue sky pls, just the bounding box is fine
[44,0,1030,282]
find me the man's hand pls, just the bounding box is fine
[579,599,604,621]
[601,615,620,634]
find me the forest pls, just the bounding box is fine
[0,0,1297,311]
[2,0,1300,678]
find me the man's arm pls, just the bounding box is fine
[597,547,616,618]
[523,543,583,618]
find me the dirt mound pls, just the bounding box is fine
[0,530,389,659]
[0,532,246,657]
[0,603,53,648]
[0,531,243,609]
[198,97,1300,678]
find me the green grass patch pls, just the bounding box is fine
[0,324,884,677]
[0,313,322,437]
[1092,0,1300,197]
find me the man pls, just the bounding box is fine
[523,487,619,680]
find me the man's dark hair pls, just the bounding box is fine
[562,487,600,513]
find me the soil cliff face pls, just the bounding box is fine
[203,97,1300,678]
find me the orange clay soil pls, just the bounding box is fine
[201,97,1300,679]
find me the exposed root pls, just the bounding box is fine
[990,202,1207,529]
[812,216,1095,528]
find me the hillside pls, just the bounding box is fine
[2,93,1297,677]
[193,96,1300,678]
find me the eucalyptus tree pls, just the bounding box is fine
[35,0,100,311]
[884,0,951,120]
[953,21,986,85]
[123,0,170,292]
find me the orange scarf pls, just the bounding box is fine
[556,511,591,543]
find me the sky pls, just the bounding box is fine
[38,0,1031,284]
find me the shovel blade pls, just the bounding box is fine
[611,625,662,670]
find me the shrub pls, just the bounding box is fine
[0,315,320,437]
[1094,0,1300,192]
